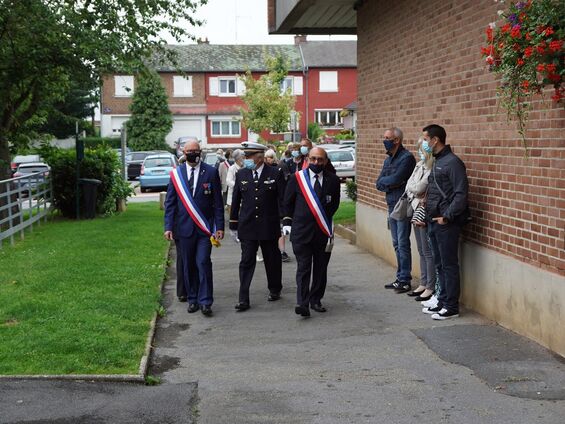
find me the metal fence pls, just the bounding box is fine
[0,171,53,248]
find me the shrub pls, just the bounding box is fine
[82,136,122,149]
[345,179,357,202]
[335,129,355,141]
[307,122,325,142]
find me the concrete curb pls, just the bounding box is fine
[0,243,172,384]
[335,224,356,244]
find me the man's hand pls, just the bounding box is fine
[164,231,174,241]
[432,217,448,225]
[282,225,292,235]
[215,230,224,240]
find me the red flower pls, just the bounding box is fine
[521,80,529,90]
[552,88,563,102]
[524,47,533,57]
[537,41,547,54]
[498,42,504,49]
[546,63,557,73]
[525,32,532,41]
[513,43,522,51]
[519,12,527,21]
[536,64,545,72]
[548,73,561,83]
[549,40,563,52]
[544,27,555,36]
[486,56,495,65]
[517,58,525,66]
[501,23,512,34]
[486,27,494,42]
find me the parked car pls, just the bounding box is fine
[10,154,41,175]
[326,149,355,181]
[203,151,218,166]
[174,136,200,158]
[139,154,178,192]
[126,151,168,180]
[13,162,50,195]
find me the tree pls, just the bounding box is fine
[126,70,173,151]
[240,54,298,139]
[0,0,205,181]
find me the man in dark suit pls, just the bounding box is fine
[283,147,341,317]
[229,142,286,312]
[164,141,224,317]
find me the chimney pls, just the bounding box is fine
[197,37,209,44]
[294,35,307,45]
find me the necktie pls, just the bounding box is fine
[253,170,258,182]
[189,167,195,195]
[314,174,322,198]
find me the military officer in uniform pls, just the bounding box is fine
[283,147,341,317]
[229,142,286,311]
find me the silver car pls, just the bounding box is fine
[326,149,355,180]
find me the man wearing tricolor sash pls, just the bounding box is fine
[164,141,224,317]
[283,147,341,317]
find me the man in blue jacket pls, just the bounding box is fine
[164,141,224,317]
[376,127,416,293]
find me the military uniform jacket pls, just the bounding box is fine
[283,169,341,244]
[229,165,286,240]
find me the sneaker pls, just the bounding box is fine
[421,295,438,308]
[281,251,290,262]
[431,310,459,320]
[256,254,264,262]
[423,305,444,315]
[384,280,398,289]
[393,281,411,293]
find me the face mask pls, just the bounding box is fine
[421,139,434,154]
[243,159,256,170]
[383,139,395,152]
[186,152,201,163]
[291,150,300,158]
[309,163,324,174]
[419,151,426,161]
[300,146,309,156]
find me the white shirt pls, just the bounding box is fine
[186,162,201,196]
[308,168,323,187]
[253,163,265,180]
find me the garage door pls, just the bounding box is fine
[110,116,129,136]
[166,118,203,147]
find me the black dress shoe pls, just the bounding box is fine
[311,303,327,313]
[384,279,399,289]
[187,303,199,313]
[295,305,310,317]
[178,296,188,302]
[234,302,250,312]
[201,305,213,316]
[415,293,433,301]
[267,293,281,301]
[406,290,424,297]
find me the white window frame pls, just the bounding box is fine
[319,71,338,93]
[210,118,241,138]
[280,77,294,94]
[218,77,237,97]
[114,75,134,97]
[315,109,343,129]
[270,110,300,134]
[173,75,193,97]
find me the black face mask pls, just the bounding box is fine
[308,163,324,174]
[186,152,201,163]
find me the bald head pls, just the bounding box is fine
[183,140,200,154]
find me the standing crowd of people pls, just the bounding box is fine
[165,123,469,321]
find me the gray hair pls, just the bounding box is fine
[232,149,244,161]
[390,127,403,142]
[265,149,277,158]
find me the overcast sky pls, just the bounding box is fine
[165,0,357,45]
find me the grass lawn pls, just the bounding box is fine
[334,201,356,225]
[0,202,168,375]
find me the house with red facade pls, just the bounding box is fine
[99,39,356,148]
[269,0,565,357]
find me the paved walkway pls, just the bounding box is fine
[150,235,565,424]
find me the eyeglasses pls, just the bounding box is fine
[308,156,325,163]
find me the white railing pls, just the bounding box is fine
[0,171,53,248]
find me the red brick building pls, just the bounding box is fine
[100,40,357,147]
[270,0,565,357]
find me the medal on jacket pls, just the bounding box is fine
[170,168,221,247]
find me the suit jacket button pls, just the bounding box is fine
[255,206,258,209]
[255,188,258,191]
[255,215,258,218]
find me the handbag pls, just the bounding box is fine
[411,204,427,225]
[390,193,413,221]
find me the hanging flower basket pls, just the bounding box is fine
[481,0,564,152]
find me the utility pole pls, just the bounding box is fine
[75,121,84,219]
[120,122,127,180]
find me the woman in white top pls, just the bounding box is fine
[404,139,435,301]
[226,149,244,210]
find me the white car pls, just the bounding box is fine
[13,162,50,195]
[326,149,355,180]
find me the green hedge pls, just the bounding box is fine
[82,136,122,149]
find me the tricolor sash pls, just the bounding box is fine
[296,169,333,237]
[170,167,214,237]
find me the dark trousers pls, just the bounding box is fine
[238,238,282,304]
[292,238,331,307]
[428,221,461,313]
[178,234,214,306]
[174,239,187,298]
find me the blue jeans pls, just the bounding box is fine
[388,215,412,283]
[428,221,461,313]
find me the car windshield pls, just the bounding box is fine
[145,158,173,168]
[18,166,49,174]
[327,151,354,162]
[131,153,149,161]
[204,153,217,165]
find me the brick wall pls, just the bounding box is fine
[356,0,565,275]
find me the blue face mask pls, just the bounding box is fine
[291,150,300,158]
[243,159,256,170]
[300,146,309,155]
[422,139,433,154]
[383,139,395,152]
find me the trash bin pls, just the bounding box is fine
[79,178,101,219]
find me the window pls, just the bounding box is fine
[114,75,134,97]
[315,110,343,128]
[173,76,193,97]
[280,77,293,94]
[219,77,237,96]
[211,120,241,137]
[319,71,338,92]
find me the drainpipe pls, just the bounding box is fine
[298,42,308,139]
